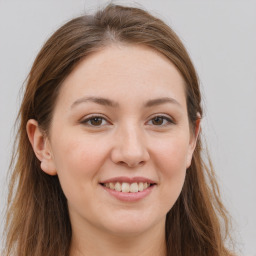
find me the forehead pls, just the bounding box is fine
[57,44,186,108]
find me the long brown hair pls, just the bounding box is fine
[3,4,233,256]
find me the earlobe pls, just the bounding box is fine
[26,119,57,175]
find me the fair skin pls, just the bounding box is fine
[27,44,200,256]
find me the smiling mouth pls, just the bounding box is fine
[100,182,155,193]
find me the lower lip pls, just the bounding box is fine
[101,185,155,202]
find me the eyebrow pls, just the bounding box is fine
[71,96,181,109]
[144,97,181,108]
[71,96,119,108]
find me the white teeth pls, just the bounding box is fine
[138,182,144,192]
[103,182,151,193]
[121,182,130,192]
[130,183,139,192]
[114,182,122,192]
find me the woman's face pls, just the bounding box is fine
[41,45,198,236]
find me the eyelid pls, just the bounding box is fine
[79,113,175,127]
[146,114,175,126]
[80,114,111,126]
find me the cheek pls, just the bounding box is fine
[152,134,190,174]
[160,141,187,187]
[151,135,189,206]
[52,133,106,173]
[50,133,108,199]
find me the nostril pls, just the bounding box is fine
[128,161,145,168]
[117,160,144,168]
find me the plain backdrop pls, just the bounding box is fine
[0,0,255,255]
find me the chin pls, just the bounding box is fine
[100,212,163,237]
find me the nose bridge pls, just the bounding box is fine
[111,120,149,167]
[123,123,144,151]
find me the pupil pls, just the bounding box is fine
[91,117,102,126]
[153,117,163,125]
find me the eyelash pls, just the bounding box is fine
[80,114,175,127]
[147,115,174,126]
[81,115,109,127]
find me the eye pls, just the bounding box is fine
[147,115,174,126]
[81,115,108,127]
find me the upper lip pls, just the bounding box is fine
[100,176,157,184]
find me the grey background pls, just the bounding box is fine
[0,0,255,255]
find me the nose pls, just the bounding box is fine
[110,124,150,168]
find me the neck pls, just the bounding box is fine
[69,219,167,256]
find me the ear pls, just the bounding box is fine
[186,115,201,168]
[26,119,57,175]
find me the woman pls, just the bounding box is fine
[3,4,233,256]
